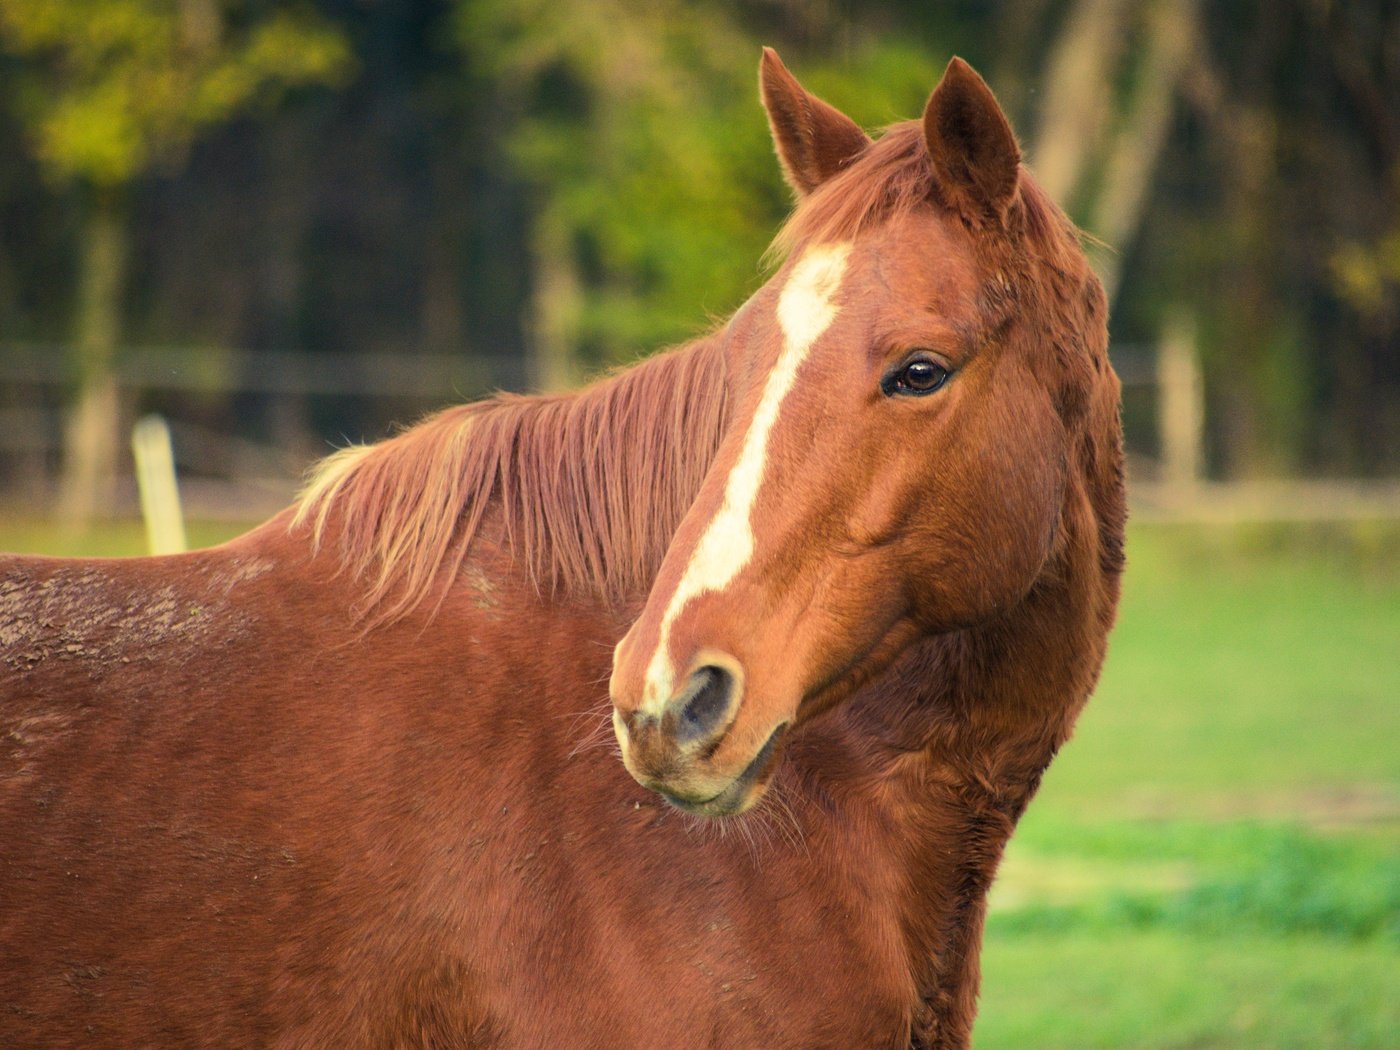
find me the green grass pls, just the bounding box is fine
[980,522,1400,1048]
[978,932,1400,1049]
[4,517,1398,1045]
[1041,523,1400,809]
[994,820,1400,939]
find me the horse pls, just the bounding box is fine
[0,50,1124,1048]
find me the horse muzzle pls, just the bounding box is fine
[611,656,786,816]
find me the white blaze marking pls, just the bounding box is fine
[640,242,853,710]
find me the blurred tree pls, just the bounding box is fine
[455,0,945,384]
[1083,0,1201,304]
[0,0,349,526]
[456,0,762,387]
[0,0,1395,491]
[1124,0,1400,476]
[1029,0,1131,206]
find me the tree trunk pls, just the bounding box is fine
[56,187,128,531]
[1089,0,1201,304]
[257,119,315,464]
[1029,0,1132,206]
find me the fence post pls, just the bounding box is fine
[1158,309,1204,493]
[131,414,188,555]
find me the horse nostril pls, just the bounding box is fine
[676,665,735,743]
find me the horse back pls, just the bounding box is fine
[0,521,500,1045]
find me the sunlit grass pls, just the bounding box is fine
[980,521,1400,1048]
[1041,522,1400,811]
[978,931,1400,1049]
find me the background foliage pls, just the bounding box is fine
[1,0,1396,490]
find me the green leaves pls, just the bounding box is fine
[456,1,949,365]
[0,0,351,186]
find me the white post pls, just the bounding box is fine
[1158,309,1204,492]
[131,414,187,555]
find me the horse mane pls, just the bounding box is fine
[294,337,729,623]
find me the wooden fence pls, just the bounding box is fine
[3,340,1398,525]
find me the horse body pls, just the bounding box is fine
[1,520,1109,1048]
[1,52,1124,1049]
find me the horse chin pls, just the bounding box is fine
[656,723,787,819]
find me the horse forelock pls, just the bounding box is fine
[293,338,730,625]
[773,121,1096,308]
[777,118,1111,428]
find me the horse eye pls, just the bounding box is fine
[882,357,951,397]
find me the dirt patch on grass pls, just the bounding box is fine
[1115,784,1400,830]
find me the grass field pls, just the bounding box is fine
[3,517,1397,1046]
[982,523,1400,1048]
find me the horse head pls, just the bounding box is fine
[610,51,1115,816]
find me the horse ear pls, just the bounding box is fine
[760,47,871,196]
[923,57,1020,222]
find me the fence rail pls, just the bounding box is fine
[0,343,526,399]
[4,341,1399,525]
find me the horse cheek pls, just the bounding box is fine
[903,392,1064,631]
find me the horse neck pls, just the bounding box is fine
[815,476,1120,1046]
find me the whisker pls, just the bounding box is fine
[762,778,808,856]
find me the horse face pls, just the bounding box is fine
[610,54,1077,816]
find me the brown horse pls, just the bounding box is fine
[0,52,1123,1048]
